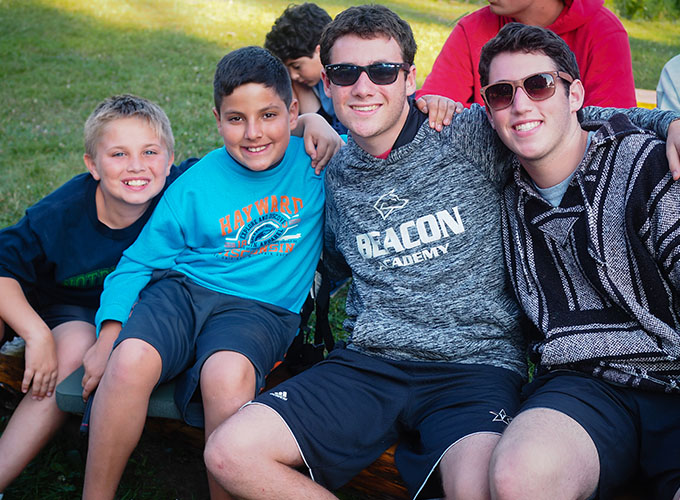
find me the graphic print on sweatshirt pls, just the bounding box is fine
[218,194,304,259]
[358,188,465,270]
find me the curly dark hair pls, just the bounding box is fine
[264,3,332,62]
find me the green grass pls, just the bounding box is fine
[0,0,678,497]
[1,0,678,227]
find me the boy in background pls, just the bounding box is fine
[82,46,328,500]
[477,24,680,499]
[265,2,348,135]
[0,94,189,494]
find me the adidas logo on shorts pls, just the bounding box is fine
[270,391,288,401]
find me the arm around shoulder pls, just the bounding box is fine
[293,113,344,174]
[582,107,680,179]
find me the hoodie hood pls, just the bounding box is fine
[548,0,605,34]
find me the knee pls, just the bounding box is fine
[201,353,255,402]
[445,474,491,500]
[489,443,550,500]
[105,339,161,387]
[204,419,254,485]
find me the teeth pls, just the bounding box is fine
[514,121,540,132]
[124,179,148,186]
[352,105,379,112]
[247,145,267,152]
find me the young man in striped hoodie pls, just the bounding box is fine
[481,23,680,500]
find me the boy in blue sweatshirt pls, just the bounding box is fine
[0,94,189,493]
[82,46,327,500]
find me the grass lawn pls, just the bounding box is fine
[1,0,678,227]
[0,0,678,498]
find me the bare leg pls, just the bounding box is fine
[0,321,94,491]
[440,432,501,500]
[674,487,680,500]
[205,403,337,500]
[490,408,599,500]
[82,338,162,500]
[200,351,256,500]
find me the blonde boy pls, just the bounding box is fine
[0,94,181,493]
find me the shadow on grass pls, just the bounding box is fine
[0,412,209,500]
[0,0,226,226]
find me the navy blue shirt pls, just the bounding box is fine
[0,159,197,311]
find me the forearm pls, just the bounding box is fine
[0,276,50,341]
[291,112,320,137]
[582,106,680,138]
[94,320,121,350]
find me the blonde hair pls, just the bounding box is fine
[84,94,174,159]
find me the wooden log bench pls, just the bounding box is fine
[1,347,652,500]
[0,348,408,499]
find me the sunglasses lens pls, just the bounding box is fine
[326,63,405,86]
[366,64,401,85]
[327,65,361,86]
[524,73,556,100]
[485,83,514,110]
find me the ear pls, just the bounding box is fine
[485,106,497,130]
[569,78,585,114]
[165,151,175,176]
[313,44,321,59]
[288,98,299,130]
[405,64,417,97]
[212,107,223,135]
[321,69,332,98]
[83,153,101,181]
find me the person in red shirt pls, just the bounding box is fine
[417,0,636,109]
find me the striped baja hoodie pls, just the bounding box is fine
[501,113,680,392]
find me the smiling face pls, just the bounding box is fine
[84,116,173,223]
[214,82,298,172]
[286,45,323,87]
[485,51,584,176]
[322,34,416,157]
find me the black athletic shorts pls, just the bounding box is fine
[115,270,300,427]
[521,371,680,500]
[253,347,523,498]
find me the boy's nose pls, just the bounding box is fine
[245,121,263,139]
[127,155,145,171]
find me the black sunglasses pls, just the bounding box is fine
[480,71,575,111]
[324,62,411,86]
